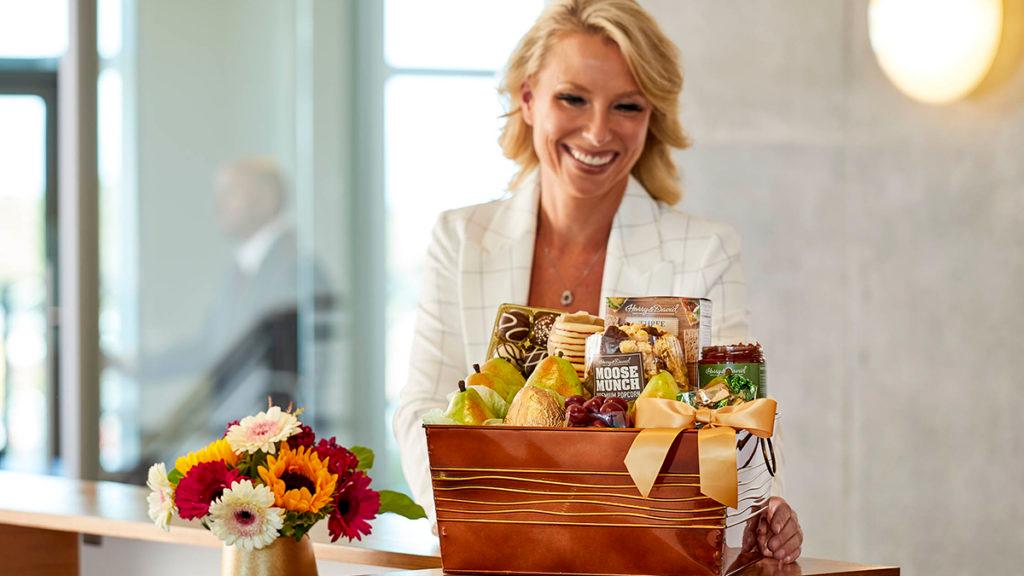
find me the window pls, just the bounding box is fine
[0,94,52,472]
[0,0,65,474]
[380,0,544,465]
[2,0,546,490]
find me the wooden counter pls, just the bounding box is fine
[0,470,441,575]
[1,471,898,576]
[372,560,899,576]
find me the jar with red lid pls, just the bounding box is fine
[698,343,766,400]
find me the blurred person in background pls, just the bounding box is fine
[115,157,332,457]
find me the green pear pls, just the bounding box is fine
[466,362,520,404]
[525,354,586,399]
[444,381,496,425]
[467,383,509,419]
[639,370,681,400]
[481,357,526,396]
[629,371,680,423]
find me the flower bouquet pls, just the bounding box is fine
[147,405,425,574]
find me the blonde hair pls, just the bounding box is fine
[499,0,691,205]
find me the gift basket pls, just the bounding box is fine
[423,299,777,576]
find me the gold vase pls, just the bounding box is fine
[221,535,319,576]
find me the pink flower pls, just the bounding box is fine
[287,424,316,450]
[328,472,380,542]
[314,437,359,479]
[176,460,245,520]
[225,406,301,455]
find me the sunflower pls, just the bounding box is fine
[175,438,240,476]
[258,444,337,514]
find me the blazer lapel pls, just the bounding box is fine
[459,174,539,365]
[599,177,674,314]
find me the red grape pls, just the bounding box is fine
[583,397,604,414]
[605,397,629,412]
[564,395,585,408]
[566,404,589,426]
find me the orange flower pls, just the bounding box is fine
[258,444,337,514]
[175,439,239,476]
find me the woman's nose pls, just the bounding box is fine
[582,110,611,147]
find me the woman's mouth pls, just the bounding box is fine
[563,144,617,170]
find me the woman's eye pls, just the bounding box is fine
[556,93,586,106]
[615,102,645,113]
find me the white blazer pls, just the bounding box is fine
[393,173,751,515]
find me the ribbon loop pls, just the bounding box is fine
[624,398,777,509]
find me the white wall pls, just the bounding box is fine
[644,1,1024,574]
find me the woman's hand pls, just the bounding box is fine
[758,496,802,564]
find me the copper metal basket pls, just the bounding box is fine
[424,425,773,576]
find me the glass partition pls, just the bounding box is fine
[93,0,544,491]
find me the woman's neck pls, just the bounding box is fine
[536,172,627,253]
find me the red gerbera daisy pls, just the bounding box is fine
[314,437,359,479]
[328,472,380,542]
[287,424,316,450]
[176,460,245,520]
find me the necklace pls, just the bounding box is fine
[541,244,605,306]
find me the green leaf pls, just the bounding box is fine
[378,490,427,520]
[350,446,374,471]
[167,468,184,485]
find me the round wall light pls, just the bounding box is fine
[868,0,1004,104]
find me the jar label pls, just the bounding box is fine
[698,362,766,400]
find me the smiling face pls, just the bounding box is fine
[521,32,651,201]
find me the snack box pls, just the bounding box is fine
[424,424,773,576]
[486,304,566,377]
[604,297,712,387]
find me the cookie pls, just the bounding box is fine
[497,309,531,343]
[530,312,558,347]
[522,348,549,376]
[495,341,525,369]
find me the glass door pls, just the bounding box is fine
[0,70,59,473]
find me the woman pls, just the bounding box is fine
[393,0,802,564]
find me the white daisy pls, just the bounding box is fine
[208,480,285,550]
[225,406,301,455]
[146,462,176,531]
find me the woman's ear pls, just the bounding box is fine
[520,80,535,126]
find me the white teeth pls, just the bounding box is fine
[568,147,613,167]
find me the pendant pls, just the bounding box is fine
[560,289,573,306]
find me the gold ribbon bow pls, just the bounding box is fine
[623,397,777,508]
